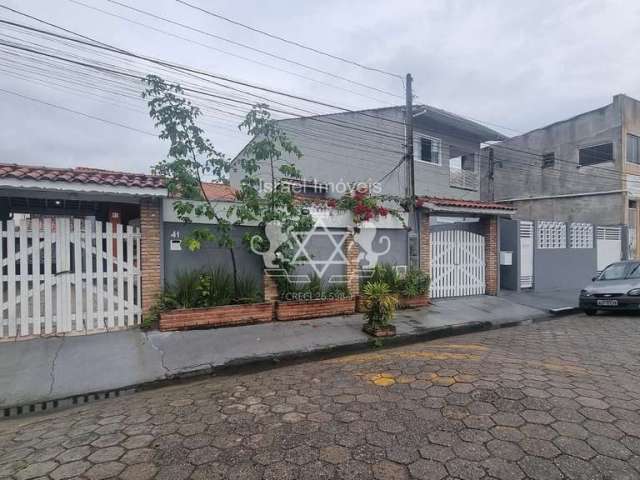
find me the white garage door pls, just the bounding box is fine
[431,229,485,298]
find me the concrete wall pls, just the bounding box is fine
[483,95,624,204]
[509,192,626,224]
[533,247,597,291]
[358,228,408,269]
[163,223,265,289]
[499,219,519,291]
[230,107,501,200]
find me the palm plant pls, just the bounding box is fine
[362,281,398,330]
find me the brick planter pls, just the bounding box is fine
[276,297,356,321]
[160,303,274,331]
[398,295,430,309]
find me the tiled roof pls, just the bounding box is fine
[417,196,516,211]
[0,163,165,189]
[201,182,237,202]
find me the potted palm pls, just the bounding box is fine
[361,281,398,337]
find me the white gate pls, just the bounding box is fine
[431,229,485,298]
[1,217,141,339]
[519,221,534,288]
[596,226,622,271]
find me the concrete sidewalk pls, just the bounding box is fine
[502,288,580,313]
[0,295,551,411]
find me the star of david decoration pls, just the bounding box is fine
[290,218,349,280]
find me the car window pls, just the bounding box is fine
[628,264,640,278]
[599,263,628,280]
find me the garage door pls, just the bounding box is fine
[431,229,485,298]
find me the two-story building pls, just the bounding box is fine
[481,94,640,292]
[231,105,516,299]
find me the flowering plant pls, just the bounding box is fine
[335,189,402,224]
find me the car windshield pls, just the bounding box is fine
[598,263,640,280]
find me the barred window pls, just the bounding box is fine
[569,223,593,249]
[537,221,566,249]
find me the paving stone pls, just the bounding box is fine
[119,463,158,480]
[519,455,564,480]
[409,459,447,480]
[14,461,58,480]
[50,460,91,480]
[84,461,125,480]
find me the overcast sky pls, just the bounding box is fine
[0,0,638,174]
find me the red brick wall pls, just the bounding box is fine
[483,216,498,296]
[344,231,360,296]
[276,298,356,321]
[140,198,162,314]
[263,272,279,303]
[419,211,430,276]
[160,303,274,331]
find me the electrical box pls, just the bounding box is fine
[500,251,513,266]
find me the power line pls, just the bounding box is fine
[101,0,401,99]
[0,87,157,136]
[174,0,403,80]
[62,0,396,106]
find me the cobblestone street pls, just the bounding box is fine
[3,313,640,479]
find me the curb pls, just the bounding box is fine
[3,311,562,418]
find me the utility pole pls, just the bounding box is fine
[404,73,418,268]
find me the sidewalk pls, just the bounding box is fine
[0,295,551,411]
[502,288,580,313]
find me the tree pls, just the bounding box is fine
[143,75,311,298]
[142,75,240,294]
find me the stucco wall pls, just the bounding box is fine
[509,193,625,224]
[533,247,597,291]
[163,223,265,289]
[229,108,492,200]
[482,95,625,207]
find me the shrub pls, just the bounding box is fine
[167,270,204,309]
[398,268,430,297]
[362,281,398,328]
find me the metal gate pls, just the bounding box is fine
[519,221,534,288]
[596,226,622,271]
[1,217,141,339]
[431,229,485,298]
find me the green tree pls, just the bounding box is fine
[142,75,240,294]
[143,75,311,298]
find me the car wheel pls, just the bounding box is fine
[583,309,597,316]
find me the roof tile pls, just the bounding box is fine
[0,163,165,189]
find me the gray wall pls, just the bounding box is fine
[290,228,346,285]
[509,193,626,225]
[163,223,264,289]
[500,219,519,291]
[482,95,625,204]
[358,228,408,269]
[533,248,597,291]
[230,107,502,200]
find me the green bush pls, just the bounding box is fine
[398,268,430,297]
[362,263,430,298]
[362,281,398,328]
[279,274,350,301]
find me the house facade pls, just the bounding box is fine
[230,106,515,299]
[230,105,506,199]
[482,94,640,257]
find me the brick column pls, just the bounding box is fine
[344,231,360,297]
[419,211,430,276]
[263,272,279,303]
[483,216,498,296]
[140,198,162,314]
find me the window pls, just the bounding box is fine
[542,152,555,168]
[461,154,475,171]
[578,143,614,166]
[628,134,640,164]
[415,135,441,165]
